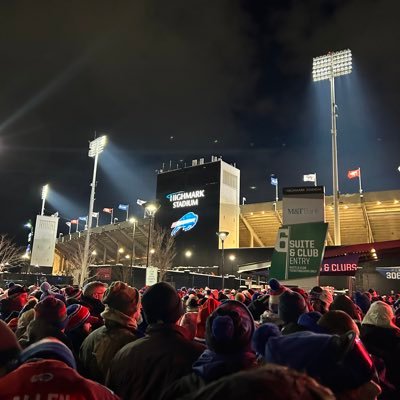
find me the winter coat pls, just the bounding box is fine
[0,359,119,400]
[107,323,205,400]
[79,295,104,330]
[79,318,140,384]
[161,349,257,400]
[360,324,400,388]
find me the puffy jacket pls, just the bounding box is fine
[0,359,119,400]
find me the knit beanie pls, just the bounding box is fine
[268,279,286,314]
[195,297,221,341]
[362,301,399,330]
[64,286,82,301]
[66,304,93,332]
[318,310,360,336]
[297,311,323,333]
[354,291,371,315]
[20,338,76,369]
[278,290,307,324]
[142,282,183,324]
[330,295,360,320]
[206,300,255,354]
[251,323,281,356]
[102,281,140,316]
[7,284,29,298]
[0,320,21,366]
[235,292,246,303]
[265,331,376,393]
[34,297,67,329]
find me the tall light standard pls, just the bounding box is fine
[216,231,229,290]
[80,135,107,287]
[313,49,352,245]
[144,201,160,269]
[129,217,137,284]
[41,184,49,216]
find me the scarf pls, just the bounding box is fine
[101,305,138,330]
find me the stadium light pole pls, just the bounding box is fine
[129,217,137,284]
[144,202,160,269]
[80,135,107,287]
[41,184,49,216]
[313,49,352,246]
[216,231,229,290]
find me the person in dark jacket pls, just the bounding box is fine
[80,281,107,330]
[361,301,400,390]
[161,300,257,400]
[107,282,205,400]
[80,281,142,384]
[0,284,29,322]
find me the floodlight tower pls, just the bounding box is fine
[41,184,49,216]
[80,135,107,287]
[312,49,352,246]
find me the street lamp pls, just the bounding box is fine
[41,184,49,216]
[143,201,160,269]
[185,250,192,258]
[81,135,107,287]
[216,231,229,289]
[313,49,352,245]
[129,217,137,284]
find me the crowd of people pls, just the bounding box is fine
[1,277,400,399]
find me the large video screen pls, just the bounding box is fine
[155,162,221,266]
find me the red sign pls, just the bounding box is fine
[347,168,360,179]
[320,254,359,276]
[97,267,112,280]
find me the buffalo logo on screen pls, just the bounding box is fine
[171,212,199,236]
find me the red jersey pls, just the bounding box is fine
[0,359,120,400]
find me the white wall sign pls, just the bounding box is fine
[145,266,158,286]
[166,190,205,208]
[31,215,59,267]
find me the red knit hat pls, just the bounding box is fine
[64,286,82,301]
[195,297,220,341]
[268,279,287,314]
[34,297,67,329]
[65,304,96,331]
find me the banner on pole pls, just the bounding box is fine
[31,215,59,267]
[269,222,328,280]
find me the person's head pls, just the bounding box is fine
[66,304,97,334]
[195,297,221,341]
[265,330,380,398]
[19,338,76,369]
[185,296,199,312]
[362,300,399,331]
[268,279,287,314]
[102,281,141,319]
[64,286,82,303]
[310,288,333,314]
[189,364,335,400]
[0,320,21,377]
[252,323,281,357]
[354,292,371,315]
[318,310,360,336]
[34,297,67,330]
[141,282,184,324]
[82,281,107,301]
[278,290,307,325]
[7,284,29,308]
[206,300,254,354]
[330,295,361,321]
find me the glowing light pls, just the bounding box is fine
[216,231,229,242]
[313,49,352,82]
[394,200,399,204]
[88,135,107,157]
[129,217,137,224]
[125,254,130,259]
[118,247,125,253]
[91,250,97,255]
[377,201,382,205]
[41,184,49,200]
[185,250,192,258]
[229,254,236,261]
[343,205,349,209]
[150,248,155,254]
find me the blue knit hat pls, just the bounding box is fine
[20,338,76,369]
[297,312,323,333]
[252,323,281,356]
[265,330,376,393]
[354,291,371,315]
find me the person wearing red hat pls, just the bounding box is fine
[0,338,119,399]
[0,284,29,322]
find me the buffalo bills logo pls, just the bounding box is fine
[171,212,199,236]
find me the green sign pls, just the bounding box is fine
[269,222,328,280]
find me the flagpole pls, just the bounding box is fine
[68,224,71,235]
[276,179,279,203]
[358,168,363,195]
[126,205,129,222]
[314,173,317,187]
[111,209,113,224]
[76,221,79,233]
[96,215,99,227]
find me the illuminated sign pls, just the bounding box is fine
[320,254,359,276]
[166,190,205,208]
[171,212,199,236]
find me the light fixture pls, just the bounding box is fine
[118,247,125,253]
[312,49,352,246]
[216,231,229,289]
[185,250,192,258]
[229,254,236,261]
[91,250,97,256]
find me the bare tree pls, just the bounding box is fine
[64,240,96,285]
[150,224,176,282]
[0,234,24,271]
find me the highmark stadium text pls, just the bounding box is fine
[166,190,205,208]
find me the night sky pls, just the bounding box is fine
[1,1,399,243]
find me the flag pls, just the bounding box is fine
[137,199,146,206]
[347,168,360,179]
[103,208,113,213]
[303,173,317,183]
[271,176,278,186]
[92,212,99,218]
[66,222,71,227]
[70,219,78,225]
[118,204,129,211]
[79,216,87,221]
